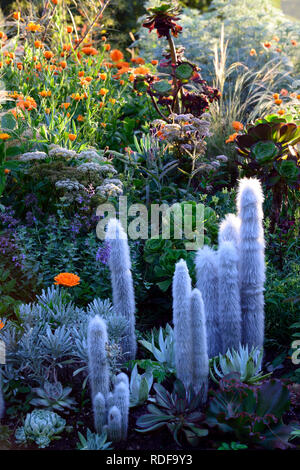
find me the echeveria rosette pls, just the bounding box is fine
[235,114,300,189]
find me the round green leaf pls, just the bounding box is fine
[152,80,173,95]
[175,63,194,80]
[251,141,279,164]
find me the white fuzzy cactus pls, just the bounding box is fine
[0,373,4,420]
[237,178,265,349]
[218,213,240,249]
[190,289,209,402]
[106,219,137,361]
[172,259,193,389]
[87,315,110,400]
[218,241,242,353]
[107,406,123,442]
[93,392,106,434]
[112,381,129,440]
[195,246,221,357]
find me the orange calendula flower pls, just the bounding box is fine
[52,0,58,4]
[278,109,285,115]
[264,41,271,48]
[44,51,54,60]
[151,59,158,65]
[0,133,11,140]
[109,98,116,104]
[78,71,85,77]
[250,48,257,56]
[17,62,23,70]
[26,22,42,33]
[39,90,51,98]
[45,107,51,114]
[274,99,283,105]
[67,26,73,34]
[16,96,37,111]
[225,132,238,144]
[4,168,10,174]
[297,94,300,100]
[273,36,280,42]
[119,79,125,85]
[291,39,297,46]
[273,93,280,99]
[134,66,150,75]
[110,49,124,62]
[99,102,104,108]
[104,44,111,51]
[232,121,243,131]
[60,60,67,69]
[0,321,5,330]
[99,88,108,96]
[85,76,93,82]
[61,102,71,110]
[34,40,43,48]
[68,134,77,141]
[101,122,107,128]
[77,114,84,122]
[99,73,107,80]
[54,272,80,287]
[82,46,98,56]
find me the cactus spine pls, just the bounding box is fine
[218,213,240,250]
[106,218,137,361]
[172,259,193,389]
[93,392,106,434]
[87,315,110,400]
[113,382,129,440]
[195,246,221,357]
[190,288,209,402]
[218,241,242,353]
[237,178,265,348]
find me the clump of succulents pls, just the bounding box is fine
[77,429,112,450]
[235,114,300,230]
[30,381,76,413]
[210,344,272,385]
[139,324,175,372]
[207,375,292,449]
[136,379,208,447]
[15,409,66,448]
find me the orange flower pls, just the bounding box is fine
[0,133,11,140]
[273,93,280,99]
[26,22,42,33]
[290,92,296,98]
[109,98,116,104]
[60,60,67,69]
[39,90,51,98]
[264,41,271,48]
[99,88,108,96]
[0,321,5,330]
[4,168,10,174]
[119,79,125,85]
[67,26,73,34]
[34,40,43,48]
[71,92,83,101]
[54,272,80,287]
[110,49,124,62]
[101,36,107,41]
[17,96,37,111]
[13,12,21,21]
[45,107,51,114]
[104,44,111,51]
[274,99,283,105]
[151,60,158,65]
[225,133,238,144]
[134,57,145,65]
[17,62,23,70]
[82,46,98,56]
[68,134,77,141]
[276,48,282,53]
[278,109,285,115]
[297,95,300,100]
[129,74,135,82]
[134,66,150,75]
[280,89,288,96]
[291,39,297,46]
[63,44,71,52]
[232,121,243,131]
[99,102,104,108]
[78,71,85,77]
[77,114,84,122]
[101,122,107,128]
[52,0,58,4]
[0,31,6,40]
[249,48,257,56]
[85,76,93,82]
[61,102,71,110]
[273,36,280,42]
[44,51,54,60]
[99,73,107,80]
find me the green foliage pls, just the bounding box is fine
[15,409,66,448]
[217,441,248,450]
[77,429,112,450]
[136,379,208,446]
[129,364,153,408]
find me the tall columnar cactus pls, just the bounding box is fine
[112,382,129,441]
[106,219,137,361]
[172,259,193,389]
[107,406,122,442]
[195,246,221,357]
[218,241,242,353]
[237,178,265,349]
[218,213,240,250]
[190,288,209,403]
[87,315,110,400]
